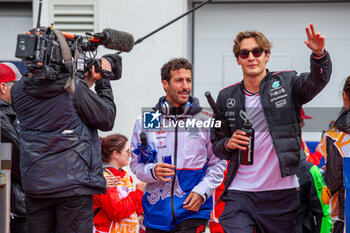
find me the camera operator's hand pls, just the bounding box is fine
[90,58,112,80]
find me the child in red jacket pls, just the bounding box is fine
[93,134,146,233]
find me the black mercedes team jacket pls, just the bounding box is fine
[211,52,332,196]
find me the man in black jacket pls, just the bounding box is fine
[293,109,332,233]
[0,62,26,233]
[11,58,116,233]
[211,23,332,233]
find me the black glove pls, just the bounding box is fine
[100,69,114,80]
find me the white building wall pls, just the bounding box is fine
[0,3,32,61]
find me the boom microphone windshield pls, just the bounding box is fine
[102,28,134,52]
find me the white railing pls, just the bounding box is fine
[0,143,13,233]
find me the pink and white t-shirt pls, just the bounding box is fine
[228,89,299,192]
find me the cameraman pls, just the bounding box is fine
[10,57,116,233]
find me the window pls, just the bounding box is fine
[50,0,98,35]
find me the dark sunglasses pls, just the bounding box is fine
[238,48,265,59]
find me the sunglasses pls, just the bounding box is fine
[238,48,265,59]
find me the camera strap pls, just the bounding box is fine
[52,28,75,93]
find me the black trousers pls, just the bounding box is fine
[332,221,344,233]
[146,218,207,233]
[26,195,93,233]
[10,216,27,233]
[219,189,300,233]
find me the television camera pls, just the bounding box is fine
[14,0,134,83]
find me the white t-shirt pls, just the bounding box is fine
[228,89,299,191]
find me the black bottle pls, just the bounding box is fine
[239,120,255,165]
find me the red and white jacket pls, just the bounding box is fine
[93,166,143,233]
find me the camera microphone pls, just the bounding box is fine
[140,132,147,147]
[100,28,134,52]
[61,28,134,52]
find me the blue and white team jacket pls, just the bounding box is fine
[130,97,226,231]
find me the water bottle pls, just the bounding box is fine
[162,155,172,165]
[239,120,255,165]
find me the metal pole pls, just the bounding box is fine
[117,0,212,54]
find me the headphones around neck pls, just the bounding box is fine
[160,97,192,116]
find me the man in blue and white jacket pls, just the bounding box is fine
[130,57,226,233]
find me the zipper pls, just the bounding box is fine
[171,123,178,226]
[259,89,282,173]
[221,89,246,199]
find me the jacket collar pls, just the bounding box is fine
[21,75,69,98]
[0,99,16,117]
[334,109,350,134]
[153,96,203,118]
[102,164,126,178]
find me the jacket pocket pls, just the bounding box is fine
[20,130,91,194]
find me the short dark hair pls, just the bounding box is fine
[161,57,192,82]
[100,134,128,163]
